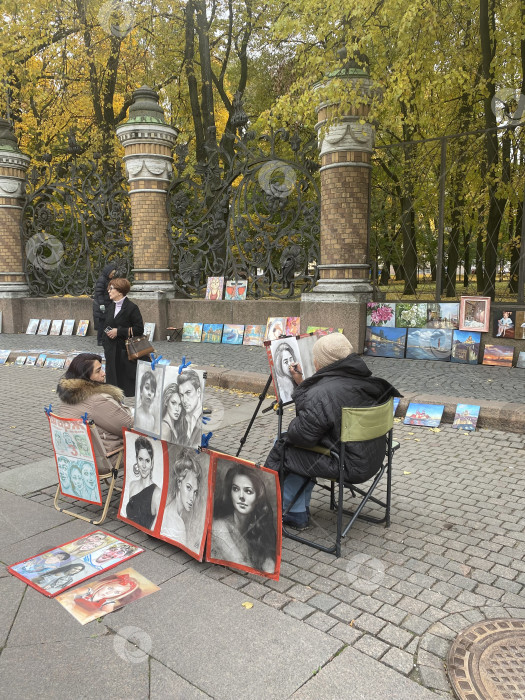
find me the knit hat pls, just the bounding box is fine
[313,333,353,369]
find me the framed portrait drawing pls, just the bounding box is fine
[459,296,491,333]
[206,454,281,580]
[8,531,143,598]
[158,445,212,560]
[134,361,165,438]
[161,365,206,448]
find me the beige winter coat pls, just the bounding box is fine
[56,378,133,463]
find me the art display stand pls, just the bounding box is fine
[236,374,285,457]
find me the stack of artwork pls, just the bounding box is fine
[181,316,306,348]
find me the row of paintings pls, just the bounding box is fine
[182,317,302,346]
[205,278,248,301]
[26,319,90,336]
[3,351,100,370]
[397,399,481,431]
[365,327,525,367]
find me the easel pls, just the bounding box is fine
[236,374,285,457]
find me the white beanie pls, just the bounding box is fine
[313,333,353,369]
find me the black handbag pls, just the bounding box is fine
[125,327,154,361]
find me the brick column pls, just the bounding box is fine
[301,62,374,351]
[116,86,178,298]
[0,119,30,298]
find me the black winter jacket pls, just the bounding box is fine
[268,353,402,483]
[92,263,117,329]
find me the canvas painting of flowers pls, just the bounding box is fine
[366,302,396,327]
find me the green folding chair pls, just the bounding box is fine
[281,398,399,557]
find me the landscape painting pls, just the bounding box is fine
[202,324,223,343]
[364,327,407,358]
[243,325,265,346]
[404,402,444,428]
[452,404,481,431]
[426,303,459,329]
[450,330,481,364]
[482,344,514,367]
[182,322,203,342]
[405,328,452,361]
[222,324,244,345]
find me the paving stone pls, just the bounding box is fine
[262,590,290,609]
[418,665,452,693]
[382,646,415,675]
[283,601,316,620]
[353,634,390,660]
[328,622,364,645]
[287,583,315,602]
[330,602,360,624]
[308,593,338,613]
[402,614,432,635]
[420,634,452,658]
[378,623,414,649]
[354,612,388,635]
[305,611,338,632]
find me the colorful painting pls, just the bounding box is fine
[222,324,244,345]
[404,402,444,428]
[25,356,37,366]
[395,303,428,328]
[366,302,396,328]
[224,279,247,301]
[76,319,89,336]
[56,567,158,624]
[50,320,63,336]
[44,357,66,369]
[8,531,143,598]
[405,328,452,361]
[62,319,75,335]
[205,276,224,300]
[493,310,515,339]
[451,330,481,364]
[426,303,459,329]
[364,327,407,358]
[182,322,203,342]
[393,397,400,415]
[0,350,11,365]
[202,323,223,343]
[482,344,514,367]
[15,355,27,365]
[459,296,491,333]
[452,404,481,431]
[243,324,265,346]
[143,323,155,342]
[285,316,301,336]
[265,317,287,341]
[26,318,39,334]
[516,351,525,368]
[37,319,51,335]
[35,353,47,367]
[515,311,525,340]
[207,454,281,580]
[306,326,344,336]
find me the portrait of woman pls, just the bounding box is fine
[81,461,100,502]
[210,462,277,574]
[124,436,162,530]
[33,562,87,591]
[160,447,202,548]
[271,339,300,405]
[14,550,71,578]
[69,464,85,499]
[161,383,187,443]
[134,367,161,436]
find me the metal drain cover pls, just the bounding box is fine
[447,619,525,700]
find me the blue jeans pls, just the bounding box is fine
[283,474,315,514]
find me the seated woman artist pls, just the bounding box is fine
[265,332,401,530]
[56,353,133,465]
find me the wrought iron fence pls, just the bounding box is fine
[371,124,525,303]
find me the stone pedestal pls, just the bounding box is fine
[116,86,178,299]
[301,63,374,352]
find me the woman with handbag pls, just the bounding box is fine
[102,278,146,397]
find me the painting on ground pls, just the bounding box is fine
[426,303,459,329]
[306,327,344,336]
[15,355,26,365]
[50,320,63,336]
[364,327,407,358]
[56,567,158,624]
[205,276,224,300]
[450,330,481,364]
[459,296,491,333]
[202,324,223,343]
[62,319,75,335]
[404,403,444,428]
[395,303,428,328]
[76,320,89,336]
[206,454,281,580]
[222,324,244,345]
[405,328,452,361]
[26,318,39,334]
[515,311,525,340]
[0,350,10,365]
[243,325,265,346]
[452,404,481,431]
[482,345,514,367]
[285,317,301,336]
[35,353,47,367]
[264,317,286,341]
[493,310,515,339]
[366,302,396,328]
[37,319,51,335]
[182,322,203,342]
[393,397,400,415]
[143,323,155,342]
[224,280,247,301]
[516,351,525,369]
[45,357,66,369]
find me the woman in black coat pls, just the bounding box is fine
[102,277,145,397]
[92,263,117,345]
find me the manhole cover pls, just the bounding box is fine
[447,619,525,700]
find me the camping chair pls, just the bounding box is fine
[280,398,399,557]
[47,412,123,525]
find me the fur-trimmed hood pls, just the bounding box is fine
[57,378,125,405]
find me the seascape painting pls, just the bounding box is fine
[405,328,452,361]
[364,327,407,358]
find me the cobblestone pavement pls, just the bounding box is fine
[1,332,524,404]
[2,363,525,696]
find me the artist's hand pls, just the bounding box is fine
[289,362,303,385]
[106,328,117,339]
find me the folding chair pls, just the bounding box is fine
[166,327,183,342]
[47,412,123,525]
[281,398,399,557]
